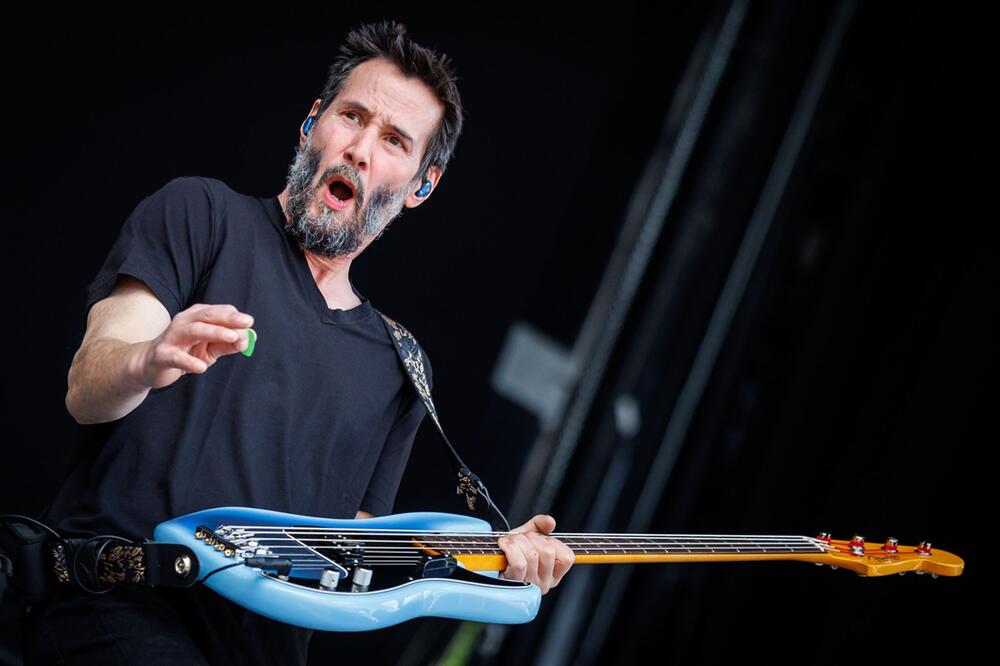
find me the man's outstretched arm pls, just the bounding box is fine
[66,274,254,424]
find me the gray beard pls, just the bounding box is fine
[282,137,412,258]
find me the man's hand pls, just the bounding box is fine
[134,303,255,390]
[497,514,575,594]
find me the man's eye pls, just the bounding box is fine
[343,113,403,149]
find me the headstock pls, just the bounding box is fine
[806,533,964,577]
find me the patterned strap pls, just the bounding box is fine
[376,309,510,532]
[49,538,199,593]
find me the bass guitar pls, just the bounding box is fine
[153,506,965,632]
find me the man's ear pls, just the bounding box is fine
[300,99,324,145]
[406,165,442,208]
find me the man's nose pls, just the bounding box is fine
[344,124,377,172]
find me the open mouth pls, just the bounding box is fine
[325,175,357,203]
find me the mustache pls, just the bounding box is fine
[289,141,364,206]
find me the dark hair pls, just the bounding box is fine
[316,20,464,185]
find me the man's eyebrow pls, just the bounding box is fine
[338,100,415,147]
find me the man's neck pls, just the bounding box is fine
[303,249,362,310]
[278,188,362,311]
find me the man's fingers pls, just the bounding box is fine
[533,514,556,534]
[170,348,207,374]
[510,513,556,534]
[512,534,538,580]
[178,321,246,346]
[182,303,254,328]
[509,514,556,535]
[528,533,556,592]
[204,337,247,361]
[552,540,576,584]
[499,534,530,582]
[547,538,575,589]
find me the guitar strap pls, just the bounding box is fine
[375,309,511,533]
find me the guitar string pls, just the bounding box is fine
[224,532,830,547]
[235,532,821,542]
[226,535,831,572]
[249,540,827,549]
[241,547,825,570]
[224,525,825,538]
[207,528,836,570]
[225,539,822,563]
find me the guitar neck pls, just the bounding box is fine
[433,533,827,567]
[423,532,964,578]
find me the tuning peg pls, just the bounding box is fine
[883,537,898,554]
[915,541,932,556]
[848,534,865,556]
[816,532,832,544]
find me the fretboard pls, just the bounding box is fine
[422,533,826,558]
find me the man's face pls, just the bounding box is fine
[283,134,415,258]
[282,58,444,259]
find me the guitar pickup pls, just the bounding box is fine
[312,540,365,568]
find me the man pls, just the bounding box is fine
[24,20,573,665]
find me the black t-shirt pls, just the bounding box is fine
[48,176,432,542]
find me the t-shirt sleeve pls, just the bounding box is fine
[84,176,217,320]
[359,352,433,517]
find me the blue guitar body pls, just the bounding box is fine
[153,506,540,631]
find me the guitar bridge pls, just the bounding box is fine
[194,525,239,558]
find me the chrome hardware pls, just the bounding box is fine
[351,567,373,593]
[319,567,343,591]
[174,555,192,576]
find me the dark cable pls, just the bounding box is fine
[199,561,244,585]
[477,482,511,532]
[71,534,132,594]
[0,514,63,539]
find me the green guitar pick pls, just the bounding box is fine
[241,328,257,357]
